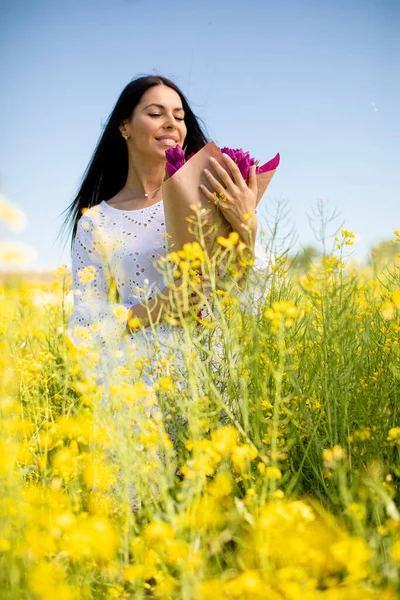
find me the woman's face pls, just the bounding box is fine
[122,85,187,161]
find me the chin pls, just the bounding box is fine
[155,151,168,162]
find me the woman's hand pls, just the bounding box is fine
[127,277,207,332]
[157,278,204,321]
[199,154,258,247]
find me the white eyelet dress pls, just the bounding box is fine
[68,200,178,376]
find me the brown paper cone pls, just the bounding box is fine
[162,141,278,252]
[255,168,278,205]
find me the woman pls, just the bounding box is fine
[64,75,259,370]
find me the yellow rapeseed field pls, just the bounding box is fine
[1,198,400,598]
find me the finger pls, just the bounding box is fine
[203,167,226,195]
[209,157,236,189]
[220,154,246,188]
[199,184,227,206]
[248,164,258,192]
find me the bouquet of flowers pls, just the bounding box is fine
[162,141,280,252]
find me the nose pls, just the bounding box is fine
[163,121,176,130]
[163,113,180,129]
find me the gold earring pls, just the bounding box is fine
[122,133,129,141]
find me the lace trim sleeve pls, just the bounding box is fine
[68,218,132,349]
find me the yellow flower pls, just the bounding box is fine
[128,315,142,330]
[208,472,233,498]
[272,489,285,499]
[0,538,11,552]
[17,443,35,465]
[87,490,114,516]
[387,427,400,444]
[252,499,341,574]
[82,457,116,491]
[196,578,227,600]
[78,265,96,284]
[163,540,191,565]
[265,466,282,480]
[217,231,240,249]
[55,414,94,443]
[391,539,400,563]
[53,264,69,279]
[167,251,180,263]
[62,516,118,562]
[231,444,258,471]
[29,563,77,600]
[157,375,174,392]
[124,564,146,582]
[331,538,371,581]
[183,440,222,478]
[144,521,175,544]
[391,290,400,307]
[264,301,298,333]
[346,502,365,521]
[113,304,129,324]
[382,300,395,320]
[69,325,93,345]
[54,511,77,530]
[323,445,346,468]
[178,495,224,530]
[177,241,205,263]
[341,229,355,239]
[225,570,264,598]
[211,425,240,456]
[0,439,18,476]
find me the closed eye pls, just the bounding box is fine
[149,113,185,121]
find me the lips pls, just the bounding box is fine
[156,137,179,147]
[156,135,179,142]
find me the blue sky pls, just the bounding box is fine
[1,0,399,269]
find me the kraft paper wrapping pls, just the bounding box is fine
[162,141,279,253]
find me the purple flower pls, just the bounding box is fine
[165,144,280,180]
[165,145,186,177]
[219,147,280,180]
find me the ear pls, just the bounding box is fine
[119,119,130,136]
[119,119,129,137]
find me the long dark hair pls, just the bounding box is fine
[60,75,209,245]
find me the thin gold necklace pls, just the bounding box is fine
[126,182,163,199]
